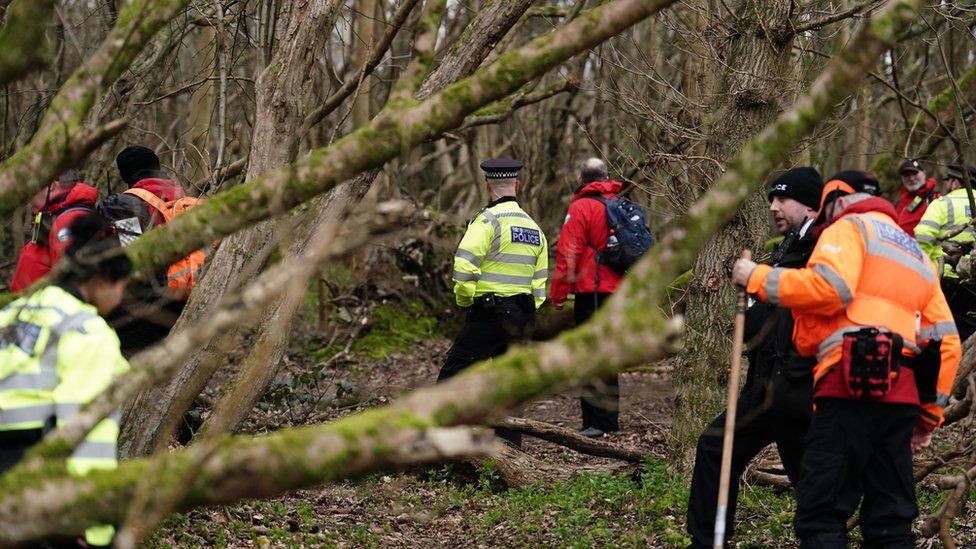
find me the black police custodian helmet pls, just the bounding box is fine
[480,158,523,180]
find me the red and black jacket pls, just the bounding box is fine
[550,180,625,305]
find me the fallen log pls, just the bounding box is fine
[493,417,647,463]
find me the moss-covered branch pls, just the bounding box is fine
[0,0,191,216]
[121,0,679,276]
[0,426,497,542]
[0,0,924,538]
[0,0,55,86]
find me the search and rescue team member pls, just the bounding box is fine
[915,164,976,343]
[686,167,822,548]
[733,170,961,548]
[0,214,132,547]
[438,158,549,448]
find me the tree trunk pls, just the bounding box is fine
[0,1,925,534]
[121,0,344,456]
[671,1,799,463]
[197,0,536,439]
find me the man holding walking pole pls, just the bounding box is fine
[732,170,961,548]
[686,167,823,548]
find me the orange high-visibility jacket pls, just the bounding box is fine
[747,207,961,430]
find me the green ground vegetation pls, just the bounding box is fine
[147,459,810,547]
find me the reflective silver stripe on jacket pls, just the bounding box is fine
[915,233,937,243]
[849,216,935,283]
[533,288,547,298]
[481,210,503,258]
[919,321,959,341]
[55,402,83,419]
[479,272,534,286]
[494,212,532,220]
[0,311,97,393]
[916,219,943,230]
[492,253,537,265]
[936,392,950,407]
[453,271,479,282]
[765,268,785,306]
[533,269,549,279]
[0,404,55,426]
[455,248,483,268]
[70,441,117,460]
[812,263,853,307]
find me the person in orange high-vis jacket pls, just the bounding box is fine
[732,170,961,549]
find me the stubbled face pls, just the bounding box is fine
[901,170,927,192]
[769,196,815,235]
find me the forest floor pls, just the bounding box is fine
[149,292,976,548]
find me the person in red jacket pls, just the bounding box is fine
[97,145,189,357]
[10,170,97,291]
[551,158,625,437]
[895,159,939,236]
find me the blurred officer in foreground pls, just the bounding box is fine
[438,158,549,448]
[733,170,960,548]
[0,214,132,547]
[686,167,822,548]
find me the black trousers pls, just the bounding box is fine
[794,398,918,549]
[575,293,619,432]
[438,296,535,446]
[686,377,810,548]
[0,431,104,548]
[942,278,976,344]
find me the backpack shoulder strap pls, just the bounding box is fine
[124,188,173,222]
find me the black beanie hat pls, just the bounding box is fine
[116,145,160,187]
[767,167,823,210]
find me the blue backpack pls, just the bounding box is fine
[586,195,654,273]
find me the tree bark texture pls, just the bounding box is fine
[0,0,55,87]
[671,0,801,462]
[121,0,344,456]
[0,0,192,215]
[0,0,925,535]
[197,0,536,440]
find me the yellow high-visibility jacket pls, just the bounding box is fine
[453,197,549,309]
[0,284,129,546]
[915,188,976,278]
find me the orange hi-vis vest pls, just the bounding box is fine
[123,188,205,299]
[747,208,961,430]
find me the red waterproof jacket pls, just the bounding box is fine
[895,177,939,236]
[550,180,624,305]
[10,183,98,291]
[98,174,186,231]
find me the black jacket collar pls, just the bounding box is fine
[487,196,518,208]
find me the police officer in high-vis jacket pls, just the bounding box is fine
[915,164,976,342]
[438,158,549,447]
[0,214,131,547]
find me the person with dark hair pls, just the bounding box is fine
[10,170,98,291]
[733,170,961,548]
[97,145,188,356]
[0,214,131,547]
[686,167,822,548]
